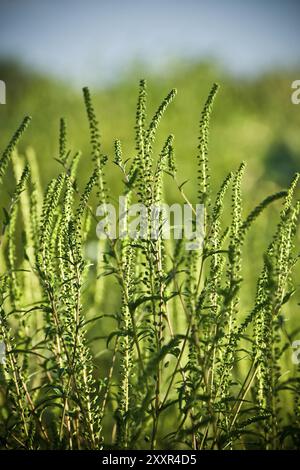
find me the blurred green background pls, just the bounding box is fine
[1,57,299,311]
[1,1,300,445]
[1,59,299,192]
[0,0,300,332]
[1,0,299,206]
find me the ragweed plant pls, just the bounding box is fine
[0,80,299,450]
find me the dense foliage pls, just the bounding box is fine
[0,78,299,449]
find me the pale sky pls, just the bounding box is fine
[0,0,299,85]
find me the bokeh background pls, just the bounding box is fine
[0,0,299,193]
